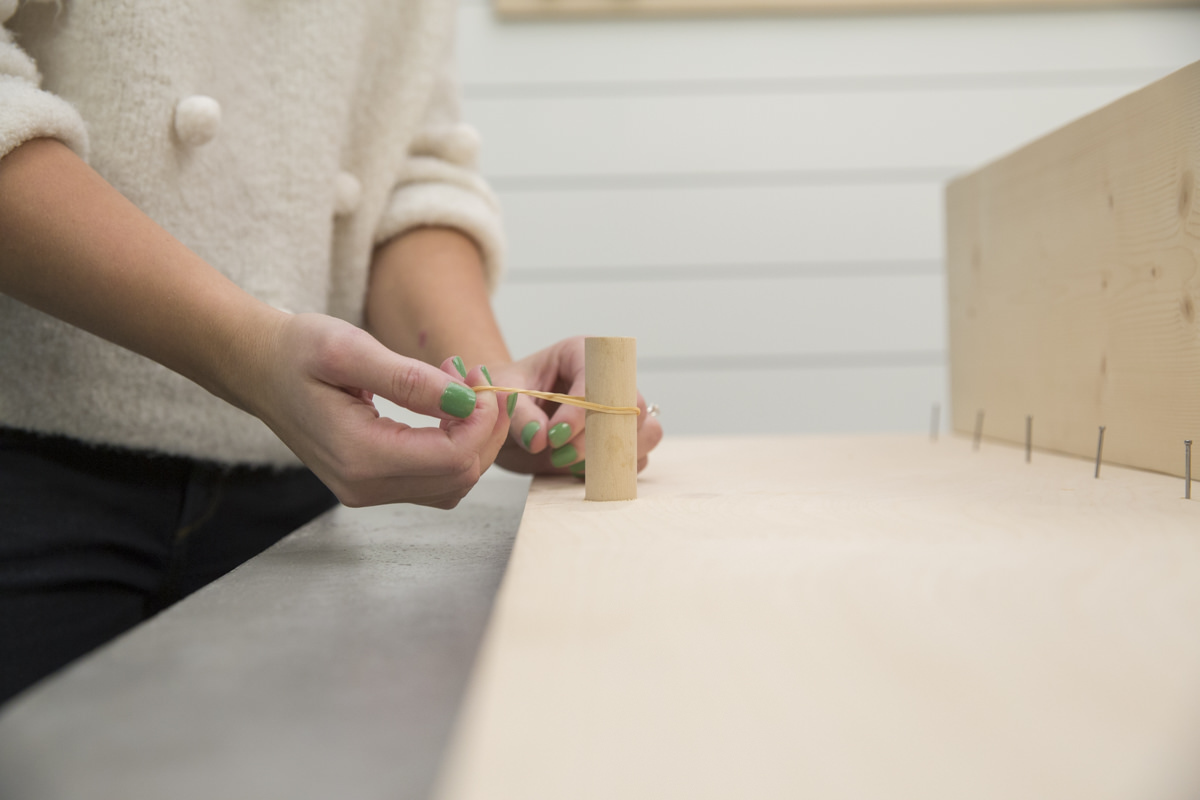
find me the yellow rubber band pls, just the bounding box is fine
[472,386,641,416]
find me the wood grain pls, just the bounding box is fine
[494,0,1199,18]
[436,435,1200,799]
[947,60,1200,478]
[585,337,638,501]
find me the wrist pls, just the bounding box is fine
[366,227,512,367]
[198,297,292,416]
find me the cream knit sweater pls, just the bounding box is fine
[0,0,504,466]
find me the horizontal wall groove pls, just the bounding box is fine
[489,167,956,191]
[503,259,943,283]
[463,69,1163,99]
[641,351,946,372]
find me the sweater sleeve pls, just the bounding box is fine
[373,35,505,292]
[0,20,88,161]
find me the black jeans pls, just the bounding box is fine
[0,427,338,706]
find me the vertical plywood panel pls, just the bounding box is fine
[946,61,1200,477]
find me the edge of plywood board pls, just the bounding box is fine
[946,59,1200,479]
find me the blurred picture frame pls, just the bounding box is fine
[494,0,1198,17]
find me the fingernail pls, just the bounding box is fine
[548,422,572,448]
[506,391,518,417]
[481,365,493,385]
[521,421,540,449]
[440,382,476,419]
[551,444,578,468]
[451,356,467,379]
[569,460,586,475]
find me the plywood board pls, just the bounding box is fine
[494,0,1199,18]
[436,435,1200,799]
[946,61,1200,478]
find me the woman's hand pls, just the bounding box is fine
[363,230,664,478]
[487,337,664,476]
[248,312,508,509]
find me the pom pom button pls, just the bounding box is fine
[173,95,221,147]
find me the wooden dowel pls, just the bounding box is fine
[585,337,638,502]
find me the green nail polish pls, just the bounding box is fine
[548,422,572,448]
[451,356,467,379]
[440,382,476,419]
[569,460,586,475]
[481,365,493,385]
[507,391,518,417]
[521,421,540,449]
[551,444,578,469]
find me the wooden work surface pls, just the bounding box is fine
[437,434,1200,800]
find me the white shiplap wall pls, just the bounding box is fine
[458,3,1200,436]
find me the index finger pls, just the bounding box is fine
[544,371,588,452]
[362,377,500,479]
[322,329,481,423]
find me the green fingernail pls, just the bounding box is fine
[440,382,476,419]
[481,365,493,385]
[569,460,586,475]
[551,444,578,468]
[452,356,467,379]
[548,422,572,448]
[521,421,540,449]
[507,391,518,417]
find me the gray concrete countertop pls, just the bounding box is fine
[0,471,531,800]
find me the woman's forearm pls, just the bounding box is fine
[365,226,511,370]
[0,138,283,411]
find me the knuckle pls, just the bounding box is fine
[644,422,664,449]
[390,364,429,408]
[454,454,482,489]
[311,324,359,375]
[439,450,482,496]
[335,485,370,508]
